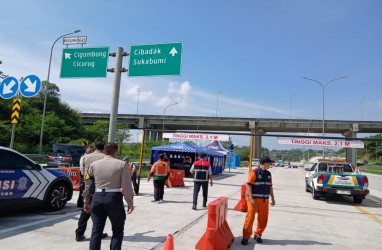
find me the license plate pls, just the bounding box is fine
[54,158,62,162]
[337,190,351,195]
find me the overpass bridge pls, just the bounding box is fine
[80,113,382,164]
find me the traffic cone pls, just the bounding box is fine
[234,184,247,212]
[163,234,174,250]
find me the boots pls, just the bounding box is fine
[192,204,197,210]
[202,202,207,208]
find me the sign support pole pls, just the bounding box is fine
[108,47,128,142]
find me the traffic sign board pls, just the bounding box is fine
[60,47,109,78]
[20,75,42,97]
[63,36,87,45]
[128,42,182,77]
[0,76,19,99]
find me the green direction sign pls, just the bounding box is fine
[60,47,109,78]
[128,42,182,77]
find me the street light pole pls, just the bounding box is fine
[290,93,295,119]
[39,30,80,154]
[361,96,366,121]
[162,102,178,134]
[301,76,347,159]
[215,91,221,117]
[136,87,140,115]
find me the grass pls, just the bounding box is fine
[360,165,382,175]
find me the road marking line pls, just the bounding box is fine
[0,210,80,235]
[354,205,382,225]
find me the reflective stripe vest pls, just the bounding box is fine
[251,168,271,199]
[154,160,168,176]
[193,159,211,182]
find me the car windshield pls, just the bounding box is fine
[52,145,71,154]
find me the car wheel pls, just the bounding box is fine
[44,182,70,211]
[353,195,363,204]
[312,185,320,200]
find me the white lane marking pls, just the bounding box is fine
[0,210,80,235]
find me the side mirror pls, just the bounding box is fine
[305,167,311,171]
[34,164,43,171]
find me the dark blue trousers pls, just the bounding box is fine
[193,181,209,206]
[90,192,126,250]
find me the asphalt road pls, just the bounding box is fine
[0,167,381,250]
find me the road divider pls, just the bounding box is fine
[195,196,234,250]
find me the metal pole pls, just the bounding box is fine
[361,96,366,121]
[108,47,124,143]
[136,87,140,115]
[289,93,295,119]
[301,76,347,159]
[39,30,80,154]
[215,91,221,117]
[162,102,178,132]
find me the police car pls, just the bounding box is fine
[0,146,73,211]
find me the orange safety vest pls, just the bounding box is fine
[154,160,168,176]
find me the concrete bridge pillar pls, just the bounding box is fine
[249,121,264,159]
[343,124,359,166]
[254,132,263,159]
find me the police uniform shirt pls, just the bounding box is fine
[84,155,134,207]
[81,150,105,176]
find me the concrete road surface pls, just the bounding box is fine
[0,167,381,250]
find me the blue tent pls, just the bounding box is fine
[151,143,225,175]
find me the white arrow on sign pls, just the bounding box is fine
[23,78,37,92]
[3,79,17,94]
[65,53,72,59]
[169,47,178,57]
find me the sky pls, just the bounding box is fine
[0,0,381,149]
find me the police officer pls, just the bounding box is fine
[77,146,94,208]
[190,152,213,210]
[123,157,139,195]
[75,141,107,242]
[83,142,134,250]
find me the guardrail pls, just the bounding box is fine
[24,154,47,161]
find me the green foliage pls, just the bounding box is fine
[0,81,84,152]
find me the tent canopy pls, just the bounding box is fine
[205,140,230,155]
[152,142,224,157]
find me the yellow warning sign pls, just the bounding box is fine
[11,98,21,124]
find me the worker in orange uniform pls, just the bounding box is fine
[147,153,170,203]
[190,152,213,210]
[241,156,276,245]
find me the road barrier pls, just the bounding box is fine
[167,169,185,187]
[234,184,247,212]
[59,167,81,191]
[163,234,174,250]
[195,196,234,250]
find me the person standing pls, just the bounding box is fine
[83,142,134,250]
[183,156,192,178]
[241,156,276,245]
[77,146,94,208]
[123,157,139,195]
[75,141,107,242]
[190,152,213,210]
[147,153,170,203]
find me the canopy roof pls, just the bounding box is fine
[152,142,224,157]
[205,140,230,155]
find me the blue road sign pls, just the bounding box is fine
[0,77,19,99]
[20,75,42,97]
